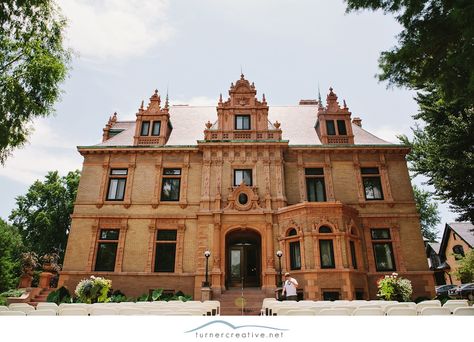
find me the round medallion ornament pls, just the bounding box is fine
[238,193,248,205]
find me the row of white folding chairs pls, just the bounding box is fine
[270,307,474,316]
[265,299,472,316]
[2,300,220,316]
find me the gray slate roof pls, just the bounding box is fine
[448,222,474,248]
[96,105,394,147]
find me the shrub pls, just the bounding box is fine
[75,276,112,304]
[452,249,474,283]
[377,273,413,302]
[47,286,71,304]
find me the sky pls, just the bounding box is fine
[0,0,458,238]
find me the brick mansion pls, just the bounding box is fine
[60,74,435,300]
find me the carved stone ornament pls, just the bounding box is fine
[224,182,262,211]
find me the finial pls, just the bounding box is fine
[111,112,117,122]
[165,88,169,109]
[274,120,281,129]
[219,93,223,103]
[140,100,144,109]
[240,65,244,79]
[262,93,266,102]
[318,83,323,109]
[205,121,213,129]
[154,89,158,95]
[329,87,333,93]
[343,99,347,109]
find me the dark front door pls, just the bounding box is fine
[226,231,261,288]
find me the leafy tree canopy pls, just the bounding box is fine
[0,218,24,292]
[453,249,474,283]
[412,184,440,241]
[9,170,80,261]
[346,0,474,222]
[0,0,70,164]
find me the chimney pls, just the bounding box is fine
[352,117,362,127]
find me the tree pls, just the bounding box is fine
[453,249,474,284]
[0,0,70,165]
[9,170,80,261]
[412,184,440,241]
[345,0,474,223]
[0,218,23,292]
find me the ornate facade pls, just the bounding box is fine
[60,75,435,300]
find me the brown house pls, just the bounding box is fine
[433,222,474,285]
[60,75,434,300]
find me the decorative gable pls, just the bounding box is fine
[204,74,282,141]
[316,88,355,144]
[133,90,172,146]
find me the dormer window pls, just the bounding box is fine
[337,120,347,135]
[235,115,250,130]
[140,121,150,136]
[326,120,336,135]
[152,121,161,136]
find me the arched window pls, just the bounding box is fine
[318,226,335,268]
[453,245,465,260]
[287,228,301,270]
[319,226,332,234]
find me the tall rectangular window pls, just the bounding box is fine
[337,120,347,135]
[95,229,119,272]
[349,240,358,269]
[371,229,395,272]
[319,240,335,268]
[234,169,252,186]
[361,167,384,200]
[140,121,150,136]
[151,121,161,136]
[154,230,177,272]
[235,115,250,130]
[326,120,336,135]
[106,169,128,201]
[305,168,326,202]
[161,168,181,201]
[289,241,301,270]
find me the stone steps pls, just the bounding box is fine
[219,288,269,316]
[29,288,56,306]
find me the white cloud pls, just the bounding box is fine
[0,121,83,184]
[57,0,174,60]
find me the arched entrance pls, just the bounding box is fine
[226,229,261,288]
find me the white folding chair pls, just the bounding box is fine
[90,307,119,315]
[420,307,451,316]
[8,303,33,309]
[317,308,351,316]
[147,309,173,315]
[0,306,9,312]
[442,302,468,313]
[59,308,88,316]
[353,308,384,316]
[118,308,145,315]
[453,307,474,316]
[36,302,58,310]
[386,307,417,316]
[28,309,57,316]
[0,311,26,316]
[10,306,35,314]
[286,309,316,316]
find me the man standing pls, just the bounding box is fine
[282,272,298,301]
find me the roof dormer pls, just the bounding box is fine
[316,88,354,144]
[133,90,172,146]
[203,74,282,141]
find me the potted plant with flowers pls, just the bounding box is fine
[18,252,39,288]
[377,272,413,302]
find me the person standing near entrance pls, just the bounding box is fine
[282,272,298,301]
